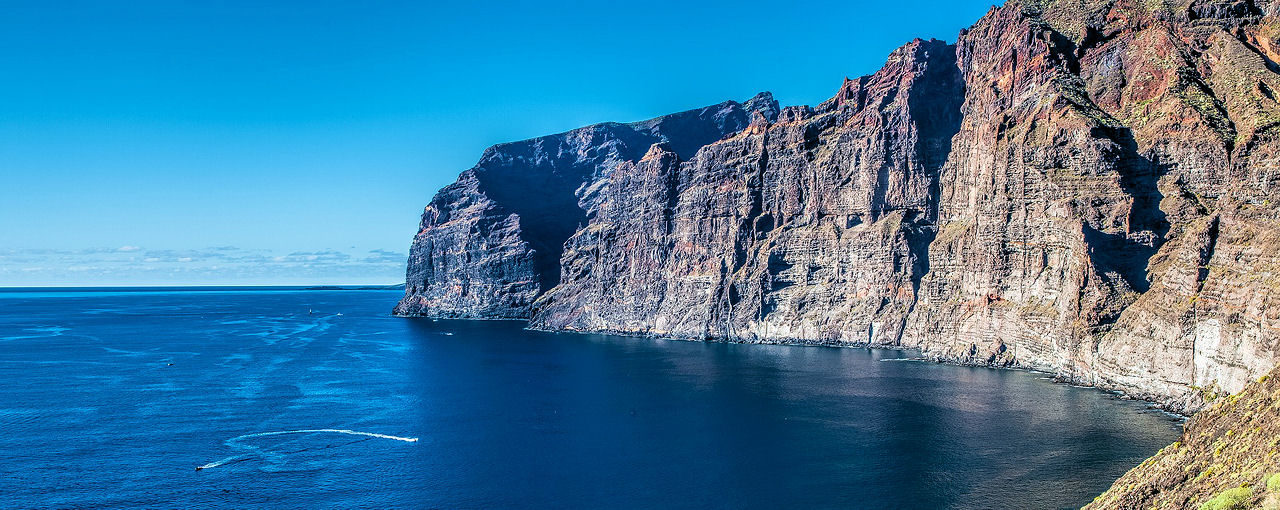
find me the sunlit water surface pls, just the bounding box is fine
[0,288,1181,509]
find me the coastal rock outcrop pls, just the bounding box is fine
[398,0,1280,412]
[393,94,778,318]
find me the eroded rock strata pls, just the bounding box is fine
[399,0,1280,412]
[393,93,778,318]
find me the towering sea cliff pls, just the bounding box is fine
[393,94,778,319]
[399,0,1280,412]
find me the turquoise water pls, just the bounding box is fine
[0,288,1180,508]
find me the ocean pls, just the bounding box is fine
[0,288,1180,509]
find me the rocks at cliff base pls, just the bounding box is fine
[398,0,1280,413]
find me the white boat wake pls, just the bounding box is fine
[197,429,418,471]
[231,429,418,443]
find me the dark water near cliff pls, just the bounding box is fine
[0,288,1180,509]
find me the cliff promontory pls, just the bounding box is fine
[393,93,777,319]
[398,0,1280,413]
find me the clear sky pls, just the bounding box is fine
[0,0,996,286]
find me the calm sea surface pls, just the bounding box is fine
[0,288,1180,509]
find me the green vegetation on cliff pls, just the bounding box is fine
[1087,366,1280,509]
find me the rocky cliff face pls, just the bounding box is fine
[399,0,1280,412]
[393,93,778,318]
[531,39,960,345]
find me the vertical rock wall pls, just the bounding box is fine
[394,94,778,318]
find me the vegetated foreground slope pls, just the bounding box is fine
[1087,364,1280,509]
[398,0,1280,413]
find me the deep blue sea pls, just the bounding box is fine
[0,288,1181,509]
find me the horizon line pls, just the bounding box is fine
[0,282,404,289]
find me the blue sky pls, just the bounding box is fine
[0,0,995,286]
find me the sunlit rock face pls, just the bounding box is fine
[531,39,960,348]
[401,0,1280,411]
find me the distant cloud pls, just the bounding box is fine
[363,249,405,264]
[0,245,407,285]
[278,250,352,263]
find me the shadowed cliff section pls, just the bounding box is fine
[394,93,778,319]
[903,38,966,342]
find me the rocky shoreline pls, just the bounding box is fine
[527,320,1204,415]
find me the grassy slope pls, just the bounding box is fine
[1087,365,1280,509]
